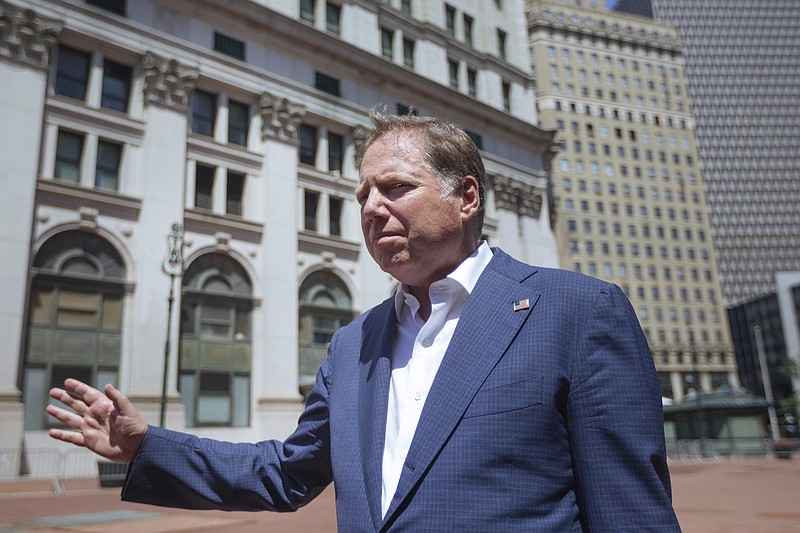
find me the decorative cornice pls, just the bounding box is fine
[0,1,62,68]
[492,175,544,219]
[259,91,305,142]
[141,51,198,111]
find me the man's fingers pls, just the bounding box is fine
[46,404,83,430]
[65,378,104,404]
[48,427,87,448]
[49,387,84,413]
[104,383,135,416]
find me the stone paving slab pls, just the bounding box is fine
[1,456,799,532]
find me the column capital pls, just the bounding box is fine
[0,1,62,68]
[259,91,306,143]
[141,51,198,111]
[352,124,370,169]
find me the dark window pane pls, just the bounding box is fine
[201,305,232,338]
[381,27,393,58]
[199,371,231,393]
[445,5,456,36]
[328,132,343,173]
[329,196,342,236]
[55,130,84,183]
[55,46,90,100]
[226,171,244,216]
[304,190,319,231]
[227,100,249,146]
[214,32,245,61]
[497,29,507,60]
[464,129,483,150]
[326,2,341,34]
[314,71,341,97]
[95,140,121,191]
[195,164,215,210]
[101,60,131,112]
[464,15,474,46]
[300,0,315,22]
[395,103,417,116]
[87,0,126,15]
[403,38,414,68]
[467,68,477,97]
[51,365,93,390]
[299,125,317,165]
[191,90,216,136]
[448,59,458,88]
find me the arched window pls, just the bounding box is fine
[24,231,125,429]
[298,271,353,397]
[179,254,252,427]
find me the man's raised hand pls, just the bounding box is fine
[48,379,148,464]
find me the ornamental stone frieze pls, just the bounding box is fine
[141,51,198,111]
[492,174,544,220]
[259,91,305,142]
[0,1,62,68]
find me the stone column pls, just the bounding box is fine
[123,51,197,429]
[0,2,62,449]
[253,92,308,438]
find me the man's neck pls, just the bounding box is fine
[404,241,482,321]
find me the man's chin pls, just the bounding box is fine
[377,253,411,277]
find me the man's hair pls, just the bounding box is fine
[358,108,486,241]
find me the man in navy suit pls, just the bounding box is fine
[49,111,680,531]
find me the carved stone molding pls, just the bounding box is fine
[141,51,198,111]
[352,124,370,169]
[492,174,544,220]
[78,206,99,231]
[214,231,232,252]
[259,91,305,142]
[0,1,62,68]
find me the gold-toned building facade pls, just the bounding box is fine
[527,0,737,400]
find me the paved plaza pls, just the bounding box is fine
[1,456,799,532]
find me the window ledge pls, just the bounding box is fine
[36,179,142,221]
[184,209,264,243]
[298,230,360,261]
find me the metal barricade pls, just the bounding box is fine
[0,447,124,492]
[670,438,772,461]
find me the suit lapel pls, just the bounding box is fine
[358,297,396,531]
[382,250,540,525]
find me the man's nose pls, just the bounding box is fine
[361,190,387,221]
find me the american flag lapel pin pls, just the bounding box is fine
[513,298,530,312]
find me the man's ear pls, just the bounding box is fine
[460,175,480,221]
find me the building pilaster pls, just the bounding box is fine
[0,1,62,450]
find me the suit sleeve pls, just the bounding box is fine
[120,355,334,512]
[566,283,681,531]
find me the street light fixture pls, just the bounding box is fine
[686,326,708,456]
[160,222,184,428]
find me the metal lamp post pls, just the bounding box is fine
[688,342,708,456]
[160,223,184,428]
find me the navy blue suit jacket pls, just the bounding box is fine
[122,249,680,531]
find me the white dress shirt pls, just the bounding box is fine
[381,242,493,517]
